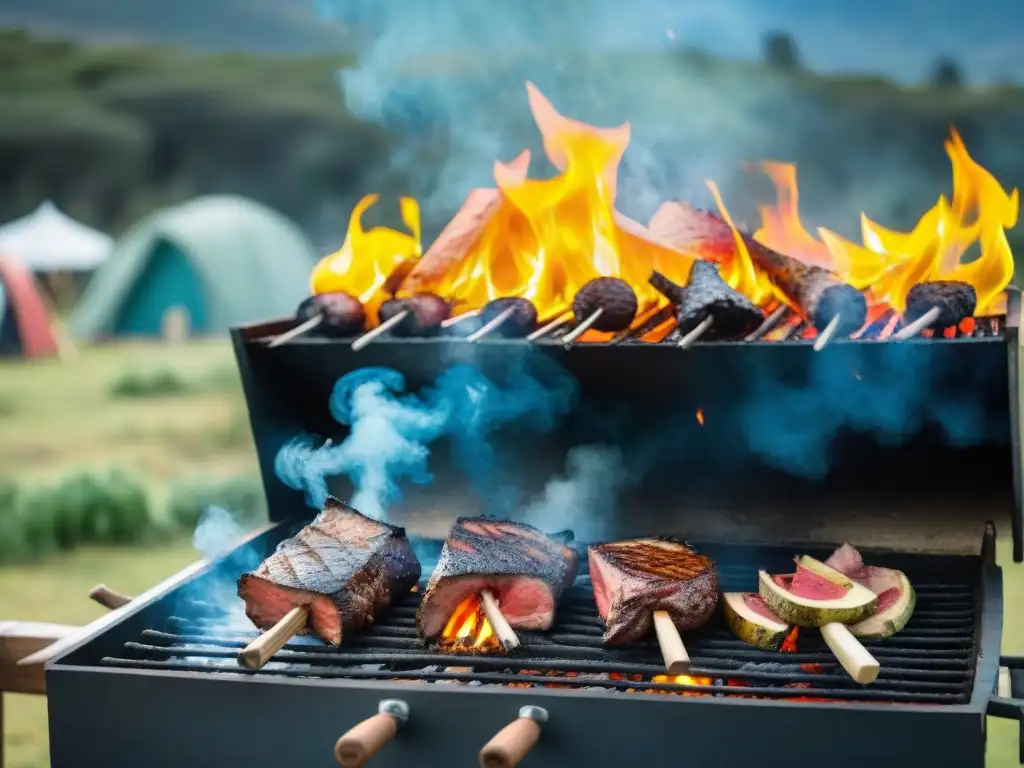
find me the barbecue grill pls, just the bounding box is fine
[42,292,1024,768]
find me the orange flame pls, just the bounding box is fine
[414,83,697,324]
[651,674,714,696]
[695,408,704,426]
[440,594,498,651]
[754,129,1018,316]
[310,194,423,322]
[705,180,779,307]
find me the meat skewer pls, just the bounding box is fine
[588,537,718,674]
[812,312,842,351]
[416,518,580,651]
[236,497,421,669]
[744,304,791,341]
[442,309,480,329]
[526,313,571,342]
[268,292,366,348]
[350,293,450,352]
[894,280,978,340]
[648,262,764,349]
[563,277,639,349]
[466,297,539,343]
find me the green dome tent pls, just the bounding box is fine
[69,196,317,339]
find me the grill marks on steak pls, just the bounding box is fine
[589,537,718,646]
[237,497,421,646]
[416,517,580,641]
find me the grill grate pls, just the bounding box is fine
[99,561,977,706]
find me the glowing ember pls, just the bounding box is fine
[650,674,715,696]
[781,627,800,653]
[695,408,705,426]
[440,594,499,652]
[754,129,1018,317]
[309,194,423,323]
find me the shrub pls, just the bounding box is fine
[167,475,267,532]
[0,478,29,563]
[108,368,191,398]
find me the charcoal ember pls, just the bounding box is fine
[649,263,763,339]
[904,281,977,330]
[296,292,366,337]
[573,277,638,331]
[480,297,538,337]
[378,293,451,336]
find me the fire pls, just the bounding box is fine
[695,408,704,426]
[410,83,697,325]
[309,194,423,323]
[650,674,714,696]
[440,594,499,651]
[705,180,779,307]
[753,129,1018,316]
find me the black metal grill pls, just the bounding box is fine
[96,557,977,706]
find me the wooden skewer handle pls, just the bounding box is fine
[334,700,409,767]
[479,707,547,768]
[653,610,690,674]
[821,622,880,684]
[480,590,521,651]
[88,584,133,611]
[237,605,309,670]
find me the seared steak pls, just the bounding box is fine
[416,518,579,640]
[589,537,718,646]
[237,497,421,646]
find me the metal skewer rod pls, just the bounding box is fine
[441,309,480,329]
[466,307,517,343]
[892,306,942,341]
[745,305,789,341]
[677,314,714,349]
[479,590,520,652]
[351,310,410,352]
[561,309,604,349]
[813,314,842,352]
[526,314,571,342]
[268,315,323,348]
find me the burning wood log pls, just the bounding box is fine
[334,698,410,767]
[563,277,639,348]
[466,297,539,342]
[648,262,764,348]
[269,292,367,348]
[896,280,978,340]
[759,555,880,684]
[479,705,548,768]
[350,293,451,351]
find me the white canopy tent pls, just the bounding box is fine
[0,201,114,272]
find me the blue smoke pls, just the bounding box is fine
[275,362,577,518]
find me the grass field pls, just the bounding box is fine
[1,339,1023,766]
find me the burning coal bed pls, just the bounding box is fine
[101,549,977,707]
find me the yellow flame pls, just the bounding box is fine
[309,194,423,322]
[705,180,780,306]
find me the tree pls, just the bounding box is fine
[763,32,802,72]
[930,57,964,89]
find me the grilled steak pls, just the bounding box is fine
[416,518,580,640]
[589,537,718,646]
[237,497,421,646]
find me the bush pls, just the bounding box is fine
[167,475,267,532]
[108,368,192,398]
[0,479,29,563]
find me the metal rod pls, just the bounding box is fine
[813,314,842,352]
[893,306,942,340]
[677,315,714,349]
[561,309,604,348]
[268,315,323,348]
[744,305,790,341]
[465,306,516,343]
[526,314,570,342]
[351,310,410,352]
[441,309,479,329]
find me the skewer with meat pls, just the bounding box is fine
[268,292,368,348]
[895,280,978,339]
[589,537,718,673]
[416,518,580,651]
[649,262,765,347]
[350,292,452,350]
[235,497,421,669]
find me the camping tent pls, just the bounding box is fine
[0,254,59,358]
[69,196,317,339]
[0,201,114,272]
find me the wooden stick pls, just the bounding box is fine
[820,623,880,684]
[813,313,842,352]
[561,309,604,348]
[745,305,790,341]
[893,306,941,340]
[677,315,714,349]
[351,310,410,352]
[526,314,570,342]
[268,315,323,348]
[466,306,517,343]
[652,610,690,674]
[237,605,309,670]
[88,584,132,611]
[334,699,409,767]
[479,706,547,768]
[441,309,480,328]
[479,590,520,652]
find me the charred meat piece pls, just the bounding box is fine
[237,497,421,646]
[480,297,539,337]
[572,277,639,331]
[589,537,718,646]
[904,281,977,330]
[378,293,450,336]
[297,292,366,337]
[416,518,580,640]
[649,262,764,340]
